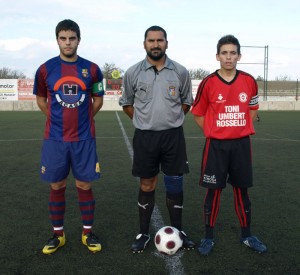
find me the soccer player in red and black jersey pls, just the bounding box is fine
[33,19,104,254]
[192,35,267,255]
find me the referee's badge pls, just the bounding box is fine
[168,86,176,97]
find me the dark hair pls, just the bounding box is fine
[217,35,240,54]
[144,25,167,41]
[55,19,81,40]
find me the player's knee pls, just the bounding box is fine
[51,179,67,190]
[164,174,183,194]
[140,177,157,192]
[75,180,91,190]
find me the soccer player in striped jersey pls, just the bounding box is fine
[192,35,267,255]
[33,19,104,254]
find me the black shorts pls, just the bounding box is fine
[200,136,253,189]
[132,126,189,178]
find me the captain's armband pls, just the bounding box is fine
[92,81,105,96]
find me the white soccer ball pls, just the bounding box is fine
[154,226,183,255]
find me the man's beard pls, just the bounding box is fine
[60,46,78,59]
[146,49,165,61]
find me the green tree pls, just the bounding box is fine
[188,68,210,80]
[101,63,124,79]
[0,67,26,79]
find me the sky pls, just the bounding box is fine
[0,0,299,80]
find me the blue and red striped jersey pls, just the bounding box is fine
[33,56,104,142]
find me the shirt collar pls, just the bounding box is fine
[142,55,173,71]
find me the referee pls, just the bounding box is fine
[119,25,195,253]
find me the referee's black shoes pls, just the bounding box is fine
[180,231,195,250]
[131,233,150,253]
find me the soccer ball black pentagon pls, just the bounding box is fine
[154,226,183,255]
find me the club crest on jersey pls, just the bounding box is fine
[54,76,87,108]
[168,86,176,97]
[239,92,248,103]
[82,69,89,78]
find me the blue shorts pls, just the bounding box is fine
[39,139,100,183]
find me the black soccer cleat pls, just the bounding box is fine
[180,231,195,250]
[131,233,150,253]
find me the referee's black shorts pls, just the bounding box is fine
[132,126,189,178]
[200,136,253,189]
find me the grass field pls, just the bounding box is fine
[0,111,299,275]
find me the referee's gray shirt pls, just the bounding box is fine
[119,56,193,131]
